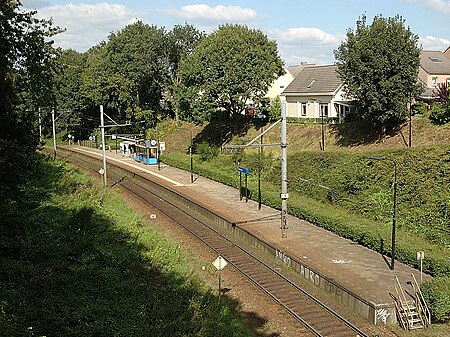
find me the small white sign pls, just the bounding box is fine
[417,251,425,260]
[212,256,227,270]
[111,135,117,140]
[159,142,165,151]
[149,214,157,219]
[98,168,105,175]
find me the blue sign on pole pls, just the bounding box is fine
[237,166,250,175]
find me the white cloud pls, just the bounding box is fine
[406,0,450,14]
[419,35,450,50]
[273,27,344,45]
[269,27,345,65]
[423,0,450,13]
[28,3,142,51]
[166,4,260,25]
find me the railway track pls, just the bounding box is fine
[50,147,370,337]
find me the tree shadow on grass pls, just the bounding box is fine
[0,158,278,337]
[193,113,254,147]
[330,120,403,147]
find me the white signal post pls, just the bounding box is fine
[212,255,228,298]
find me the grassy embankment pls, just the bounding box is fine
[0,155,255,337]
[161,116,450,323]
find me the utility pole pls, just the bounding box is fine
[99,106,131,187]
[100,105,107,186]
[281,102,288,238]
[52,109,57,158]
[38,108,42,142]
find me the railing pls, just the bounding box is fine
[411,273,431,327]
[394,275,415,329]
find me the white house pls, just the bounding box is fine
[281,65,351,123]
[266,62,315,100]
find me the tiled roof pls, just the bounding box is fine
[420,51,450,75]
[287,63,315,77]
[283,65,342,95]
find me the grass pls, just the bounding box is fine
[0,155,255,337]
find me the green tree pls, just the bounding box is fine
[80,22,167,130]
[52,49,92,136]
[0,0,59,192]
[176,24,284,122]
[164,24,205,122]
[334,15,422,132]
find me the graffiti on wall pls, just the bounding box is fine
[376,308,390,324]
[275,250,291,267]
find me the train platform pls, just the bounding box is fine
[68,146,431,325]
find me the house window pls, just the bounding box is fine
[320,103,329,117]
[432,77,438,87]
[301,103,307,116]
[429,57,442,62]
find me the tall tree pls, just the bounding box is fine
[176,24,284,122]
[52,49,91,136]
[164,24,204,121]
[334,15,422,131]
[0,0,59,192]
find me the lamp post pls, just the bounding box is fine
[321,111,325,151]
[52,109,57,158]
[368,156,397,270]
[281,103,288,238]
[409,92,412,148]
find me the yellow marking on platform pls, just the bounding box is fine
[74,147,185,186]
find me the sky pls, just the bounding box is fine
[22,0,450,66]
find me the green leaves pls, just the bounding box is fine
[176,24,284,122]
[335,14,421,130]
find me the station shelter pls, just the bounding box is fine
[134,140,159,165]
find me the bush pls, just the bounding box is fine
[412,102,429,116]
[421,276,450,323]
[196,141,219,161]
[429,102,450,125]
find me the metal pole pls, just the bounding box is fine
[281,102,288,238]
[100,105,107,186]
[239,172,242,200]
[189,145,193,183]
[38,108,42,142]
[258,127,262,210]
[52,109,57,158]
[409,93,412,148]
[258,156,261,210]
[321,113,325,151]
[391,160,397,270]
[245,174,248,203]
[157,138,161,170]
